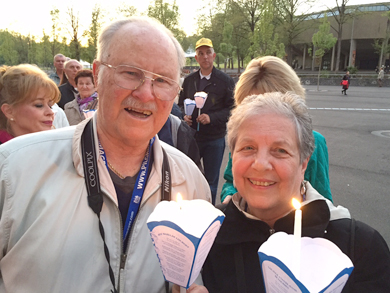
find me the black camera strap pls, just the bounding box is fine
[81,119,171,292]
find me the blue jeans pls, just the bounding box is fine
[197,137,225,205]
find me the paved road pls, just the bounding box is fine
[216,84,390,245]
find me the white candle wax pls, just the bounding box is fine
[294,208,302,240]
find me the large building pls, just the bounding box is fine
[292,2,390,71]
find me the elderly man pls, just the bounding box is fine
[178,38,235,205]
[0,17,210,293]
[58,59,82,108]
[49,53,66,85]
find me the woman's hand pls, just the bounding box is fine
[172,283,209,293]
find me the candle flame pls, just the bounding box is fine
[292,198,301,210]
[176,193,183,203]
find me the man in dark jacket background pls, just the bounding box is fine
[178,38,235,204]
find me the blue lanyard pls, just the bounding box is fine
[99,138,155,241]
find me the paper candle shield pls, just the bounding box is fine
[147,200,225,289]
[194,92,208,109]
[258,232,354,293]
[184,99,196,116]
[83,109,96,119]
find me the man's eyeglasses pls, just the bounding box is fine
[100,62,182,101]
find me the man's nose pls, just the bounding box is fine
[132,78,155,102]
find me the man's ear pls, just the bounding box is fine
[1,103,14,120]
[93,60,100,87]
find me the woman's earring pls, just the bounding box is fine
[10,118,14,121]
[300,181,306,196]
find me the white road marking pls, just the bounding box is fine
[310,108,390,111]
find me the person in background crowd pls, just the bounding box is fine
[49,54,66,86]
[0,64,59,144]
[58,59,82,109]
[221,56,332,204]
[64,69,98,125]
[178,37,235,205]
[201,92,390,293]
[0,17,210,292]
[341,71,350,95]
[52,103,70,129]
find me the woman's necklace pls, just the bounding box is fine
[107,161,125,179]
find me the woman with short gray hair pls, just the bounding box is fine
[221,55,332,204]
[201,92,390,292]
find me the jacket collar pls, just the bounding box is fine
[216,182,350,245]
[72,114,187,205]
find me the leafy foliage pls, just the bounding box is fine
[311,15,337,89]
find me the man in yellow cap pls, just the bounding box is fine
[179,37,235,205]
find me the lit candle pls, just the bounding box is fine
[292,198,302,278]
[176,193,183,209]
[292,198,302,239]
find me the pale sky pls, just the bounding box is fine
[0,0,386,41]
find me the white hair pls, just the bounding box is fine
[96,17,185,83]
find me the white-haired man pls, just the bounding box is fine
[49,53,66,85]
[58,59,82,108]
[0,17,210,292]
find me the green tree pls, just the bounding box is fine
[27,34,39,64]
[220,21,234,71]
[274,0,315,65]
[83,4,104,64]
[60,36,71,58]
[311,15,337,90]
[248,0,285,59]
[226,0,263,59]
[38,30,52,68]
[14,33,29,64]
[373,11,390,67]
[66,7,82,60]
[326,0,358,71]
[50,8,62,57]
[147,0,186,42]
[116,3,137,18]
[0,30,18,65]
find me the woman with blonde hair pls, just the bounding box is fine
[0,64,60,144]
[221,56,332,203]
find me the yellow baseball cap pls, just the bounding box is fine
[195,38,213,49]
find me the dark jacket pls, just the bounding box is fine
[158,114,202,171]
[202,184,390,293]
[58,82,78,109]
[178,67,235,141]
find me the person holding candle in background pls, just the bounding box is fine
[200,92,390,292]
[221,56,333,204]
[0,17,211,292]
[178,38,235,205]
